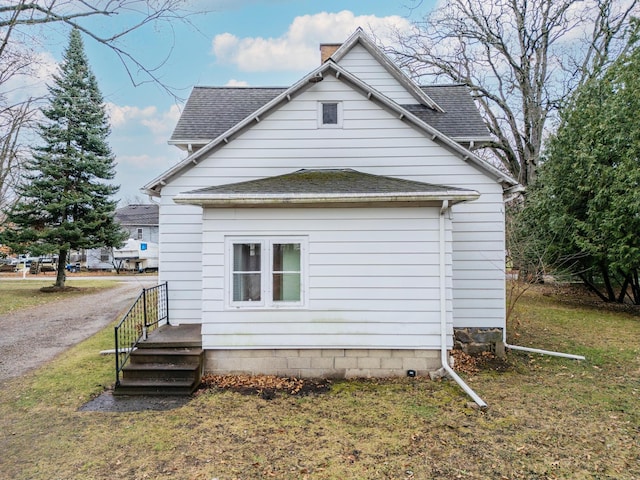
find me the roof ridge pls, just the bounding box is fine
[192,86,288,90]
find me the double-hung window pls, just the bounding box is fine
[229,237,306,308]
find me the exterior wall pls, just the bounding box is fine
[122,225,159,243]
[205,348,442,378]
[84,247,113,270]
[158,200,203,325]
[200,207,453,350]
[159,74,505,331]
[337,44,418,104]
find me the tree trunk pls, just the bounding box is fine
[601,263,616,302]
[55,249,67,288]
[577,272,609,302]
[632,269,640,305]
[617,271,630,304]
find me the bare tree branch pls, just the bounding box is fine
[0,0,210,211]
[391,0,639,186]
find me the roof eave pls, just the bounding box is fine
[173,191,480,208]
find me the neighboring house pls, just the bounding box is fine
[143,29,518,379]
[83,203,159,271]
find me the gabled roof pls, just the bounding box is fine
[329,28,443,111]
[168,85,490,147]
[115,204,159,226]
[145,60,516,196]
[174,169,479,208]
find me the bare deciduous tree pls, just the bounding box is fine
[0,0,204,211]
[392,0,639,186]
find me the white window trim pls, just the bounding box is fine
[225,236,308,310]
[317,101,343,128]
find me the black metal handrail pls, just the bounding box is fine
[114,282,169,386]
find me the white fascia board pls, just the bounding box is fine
[167,139,209,146]
[173,190,480,207]
[329,28,444,112]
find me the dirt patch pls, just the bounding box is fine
[79,391,191,412]
[40,285,80,293]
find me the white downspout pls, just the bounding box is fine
[504,333,585,360]
[439,201,487,409]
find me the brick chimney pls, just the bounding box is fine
[320,43,341,63]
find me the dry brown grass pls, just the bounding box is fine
[0,284,638,479]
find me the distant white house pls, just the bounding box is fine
[143,29,518,379]
[82,203,159,271]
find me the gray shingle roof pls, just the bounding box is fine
[170,87,285,143]
[115,204,159,226]
[169,85,489,145]
[188,169,471,196]
[174,169,479,208]
[409,85,491,140]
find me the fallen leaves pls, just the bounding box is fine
[198,374,332,398]
[450,349,511,375]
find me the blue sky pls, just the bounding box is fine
[22,1,436,203]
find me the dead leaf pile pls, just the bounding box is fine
[451,349,480,374]
[451,350,509,375]
[198,374,332,398]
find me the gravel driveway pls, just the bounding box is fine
[0,280,157,384]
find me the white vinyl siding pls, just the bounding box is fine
[159,74,505,331]
[337,44,418,104]
[200,207,453,350]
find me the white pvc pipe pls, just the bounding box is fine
[439,201,487,408]
[505,343,585,360]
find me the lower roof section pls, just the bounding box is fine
[173,168,480,208]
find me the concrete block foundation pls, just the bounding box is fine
[204,348,441,378]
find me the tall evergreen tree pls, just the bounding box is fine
[517,22,640,303]
[1,28,126,288]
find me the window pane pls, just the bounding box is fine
[322,103,338,124]
[233,243,261,302]
[233,243,261,271]
[273,244,300,302]
[273,273,301,301]
[233,273,261,302]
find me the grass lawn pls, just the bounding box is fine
[0,279,119,314]
[0,285,638,479]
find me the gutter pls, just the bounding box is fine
[173,191,480,207]
[439,200,488,409]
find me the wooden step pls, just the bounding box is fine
[121,363,200,381]
[114,346,204,396]
[113,378,199,396]
[129,347,203,365]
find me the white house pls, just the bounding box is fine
[83,203,159,271]
[143,29,518,381]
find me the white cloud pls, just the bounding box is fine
[106,103,158,127]
[211,10,412,72]
[106,103,181,143]
[225,79,249,86]
[141,104,182,140]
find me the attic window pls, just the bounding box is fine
[318,102,342,128]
